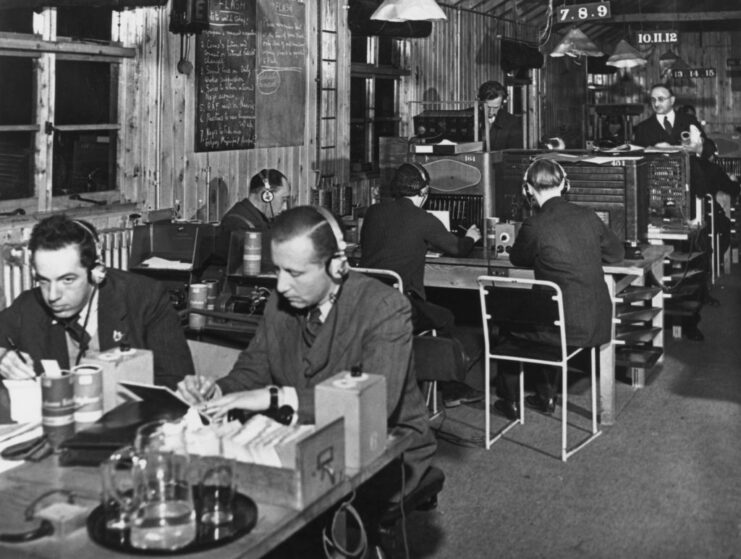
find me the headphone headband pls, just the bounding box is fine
[314,207,347,255]
[260,171,274,203]
[73,219,107,285]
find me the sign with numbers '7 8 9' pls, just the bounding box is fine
[671,68,716,79]
[557,2,611,22]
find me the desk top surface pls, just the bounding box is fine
[428,244,672,273]
[0,431,412,559]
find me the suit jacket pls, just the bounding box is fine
[510,197,625,347]
[216,271,436,493]
[0,268,194,388]
[633,111,704,147]
[481,109,523,151]
[360,197,474,299]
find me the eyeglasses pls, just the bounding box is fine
[650,96,671,102]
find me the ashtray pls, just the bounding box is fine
[87,493,258,555]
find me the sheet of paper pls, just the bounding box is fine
[140,256,193,271]
[4,379,42,423]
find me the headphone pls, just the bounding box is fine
[395,162,431,197]
[260,171,275,203]
[522,159,570,203]
[73,220,107,285]
[314,207,349,278]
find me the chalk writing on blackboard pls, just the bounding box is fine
[195,0,306,152]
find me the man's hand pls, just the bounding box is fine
[0,347,36,380]
[177,375,218,405]
[465,224,482,243]
[199,389,271,421]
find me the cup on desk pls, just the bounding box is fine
[194,451,236,526]
[40,371,76,449]
[189,283,208,331]
[242,232,262,276]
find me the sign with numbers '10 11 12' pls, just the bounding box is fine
[557,2,611,22]
[671,68,716,79]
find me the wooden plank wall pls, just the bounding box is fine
[115,2,337,219]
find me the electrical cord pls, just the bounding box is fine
[322,491,367,559]
[431,411,485,448]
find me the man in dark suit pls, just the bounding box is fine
[633,84,705,148]
[180,205,437,497]
[478,80,523,151]
[495,158,624,419]
[0,215,195,420]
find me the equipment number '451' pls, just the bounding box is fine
[558,2,611,22]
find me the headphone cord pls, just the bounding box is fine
[74,284,97,366]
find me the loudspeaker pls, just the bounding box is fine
[74,220,107,285]
[492,222,521,258]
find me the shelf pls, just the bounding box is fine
[616,325,662,343]
[615,305,662,323]
[615,285,662,303]
[616,346,663,370]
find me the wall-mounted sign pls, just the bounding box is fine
[557,2,611,23]
[727,58,741,68]
[635,31,678,45]
[671,68,716,78]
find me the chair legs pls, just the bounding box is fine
[485,349,602,461]
[561,347,602,461]
[424,381,441,420]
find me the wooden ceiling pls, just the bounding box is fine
[440,0,741,47]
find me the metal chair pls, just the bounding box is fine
[477,275,601,461]
[353,266,456,419]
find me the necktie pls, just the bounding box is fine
[663,116,673,136]
[63,318,92,358]
[302,307,323,347]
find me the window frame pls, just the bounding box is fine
[0,8,134,213]
[349,35,408,177]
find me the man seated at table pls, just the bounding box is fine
[179,205,436,499]
[215,168,291,262]
[494,158,625,419]
[0,215,195,421]
[360,162,484,407]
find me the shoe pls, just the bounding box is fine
[525,394,557,414]
[684,327,704,341]
[442,382,484,408]
[493,399,519,420]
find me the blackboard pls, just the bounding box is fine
[195,0,306,152]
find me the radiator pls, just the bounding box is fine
[2,228,132,306]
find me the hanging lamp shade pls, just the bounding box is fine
[659,49,679,65]
[606,39,647,69]
[550,28,604,58]
[370,0,447,22]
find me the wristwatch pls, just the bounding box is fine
[268,385,279,411]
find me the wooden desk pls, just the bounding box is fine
[425,245,672,425]
[0,431,411,559]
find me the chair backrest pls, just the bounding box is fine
[477,275,566,352]
[353,267,404,293]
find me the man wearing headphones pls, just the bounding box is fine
[360,162,483,407]
[179,205,436,497]
[494,158,624,419]
[216,168,291,261]
[477,80,523,151]
[0,214,195,419]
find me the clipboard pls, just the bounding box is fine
[118,381,211,425]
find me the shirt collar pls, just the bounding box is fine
[656,110,675,126]
[315,285,340,322]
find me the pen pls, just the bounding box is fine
[6,337,27,365]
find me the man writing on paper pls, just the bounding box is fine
[179,205,436,497]
[0,215,195,421]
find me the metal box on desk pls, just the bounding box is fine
[232,418,345,510]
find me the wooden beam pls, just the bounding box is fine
[0,36,135,58]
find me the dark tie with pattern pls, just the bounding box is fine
[302,307,323,347]
[663,116,673,136]
[62,318,92,362]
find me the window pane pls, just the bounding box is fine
[375,79,395,118]
[53,131,116,195]
[0,57,33,125]
[0,133,34,201]
[378,37,393,66]
[57,7,112,41]
[55,60,113,125]
[0,9,33,33]
[351,36,368,63]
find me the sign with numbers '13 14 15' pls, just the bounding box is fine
[557,2,611,22]
[671,68,716,79]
